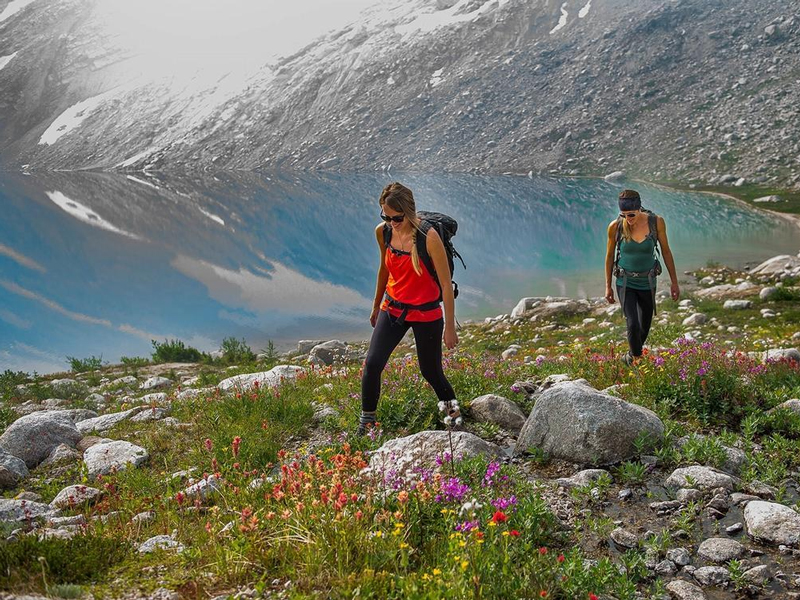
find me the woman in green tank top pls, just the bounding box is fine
[604,189,680,365]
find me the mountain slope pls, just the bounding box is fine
[1,0,798,187]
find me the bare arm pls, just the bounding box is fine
[604,220,618,303]
[426,228,458,349]
[370,223,390,326]
[656,217,680,300]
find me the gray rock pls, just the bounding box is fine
[556,469,611,489]
[769,399,800,416]
[140,392,169,405]
[48,514,86,527]
[731,493,760,506]
[309,340,348,365]
[742,564,770,585]
[0,412,82,468]
[725,522,743,534]
[723,300,751,310]
[297,340,324,354]
[682,313,708,327]
[131,511,156,524]
[514,380,664,465]
[610,527,638,548]
[469,394,527,433]
[0,498,58,522]
[667,547,692,566]
[140,376,172,390]
[0,449,29,489]
[367,430,503,479]
[692,566,730,586]
[697,537,745,563]
[217,365,305,392]
[753,196,782,203]
[676,488,703,504]
[183,474,222,501]
[138,534,185,553]
[744,500,800,545]
[130,407,169,422]
[76,407,143,434]
[665,579,707,600]
[750,255,800,276]
[655,559,677,576]
[760,286,779,300]
[664,466,737,491]
[50,485,103,509]
[758,348,800,362]
[39,444,82,467]
[84,440,149,479]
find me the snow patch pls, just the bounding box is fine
[0,0,37,24]
[550,3,568,34]
[429,68,444,87]
[126,175,160,190]
[387,75,395,85]
[578,0,592,18]
[198,207,225,227]
[115,148,157,169]
[45,191,140,240]
[0,52,18,71]
[38,89,121,146]
[395,0,500,38]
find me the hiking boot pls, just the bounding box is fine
[622,351,634,366]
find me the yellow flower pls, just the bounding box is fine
[432,568,442,576]
[399,542,409,549]
[458,540,466,548]
[374,531,383,538]
[461,560,469,571]
[488,521,498,528]
[502,531,510,537]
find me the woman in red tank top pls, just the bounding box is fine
[359,182,460,435]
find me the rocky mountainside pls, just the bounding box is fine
[1,0,799,188]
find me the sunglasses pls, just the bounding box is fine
[380,212,405,223]
[619,212,639,219]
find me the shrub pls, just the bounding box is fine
[151,339,202,363]
[120,356,149,367]
[219,337,256,365]
[66,355,104,373]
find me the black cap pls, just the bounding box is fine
[618,189,642,211]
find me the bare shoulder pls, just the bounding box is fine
[607,219,620,233]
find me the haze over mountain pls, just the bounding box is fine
[1,0,798,188]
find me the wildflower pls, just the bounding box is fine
[557,554,565,562]
[588,595,599,600]
[232,436,242,458]
[398,490,409,504]
[539,546,547,555]
[373,531,383,538]
[461,560,469,571]
[204,521,212,533]
[175,491,185,505]
[203,438,213,451]
[491,495,518,510]
[355,510,364,520]
[491,510,508,524]
[539,592,548,598]
[455,520,479,532]
[509,530,520,537]
[510,383,522,393]
[459,498,483,515]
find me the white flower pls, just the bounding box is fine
[444,416,453,426]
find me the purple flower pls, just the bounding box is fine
[653,356,665,367]
[491,495,518,510]
[436,477,471,503]
[455,520,479,532]
[510,383,522,394]
[483,461,501,486]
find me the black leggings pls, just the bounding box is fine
[361,310,455,412]
[617,286,654,357]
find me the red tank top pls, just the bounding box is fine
[381,241,442,322]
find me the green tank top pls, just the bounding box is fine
[616,236,657,290]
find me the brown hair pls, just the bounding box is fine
[379,182,424,275]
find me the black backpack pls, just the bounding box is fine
[383,211,466,300]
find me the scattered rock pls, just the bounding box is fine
[140,376,173,390]
[0,412,82,468]
[39,443,82,467]
[183,474,223,501]
[682,313,708,327]
[667,547,692,566]
[697,537,745,563]
[50,485,103,509]
[664,466,737,491]
[469,394,527,433]
[0,449,29,489]
[138,534,185,553]
[515,380,663,465]
[0,498,58,522]
[556,469,610,489]
[692,565,730,586]
[744,500,800,546]
[723,299,751,310]
[367,431,503,479]
[84,440,149,479]
[610,527,638,548]
[217,365,305,392]
[76,407,143,434]
[309,340,349,365]
[743,564,771,585]
[665,579,707,599]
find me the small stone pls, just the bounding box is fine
[725,522,743,534]
[611,527,638,549]
[693,566,730,586]
[676,488,703,503]
[655,559,677,576]
[665,579,707,600]
[138,534,185,553]
[742,564,770,585]
[697,537,745,563]
[667,547,692,566]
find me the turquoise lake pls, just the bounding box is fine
[2,170,799,373]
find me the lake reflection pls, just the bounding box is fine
[1,170,799,373]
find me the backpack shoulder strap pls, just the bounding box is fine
[382,223,391,247]
[416,220,436,276]
[647,211,661,256]
[613,217,623,267]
